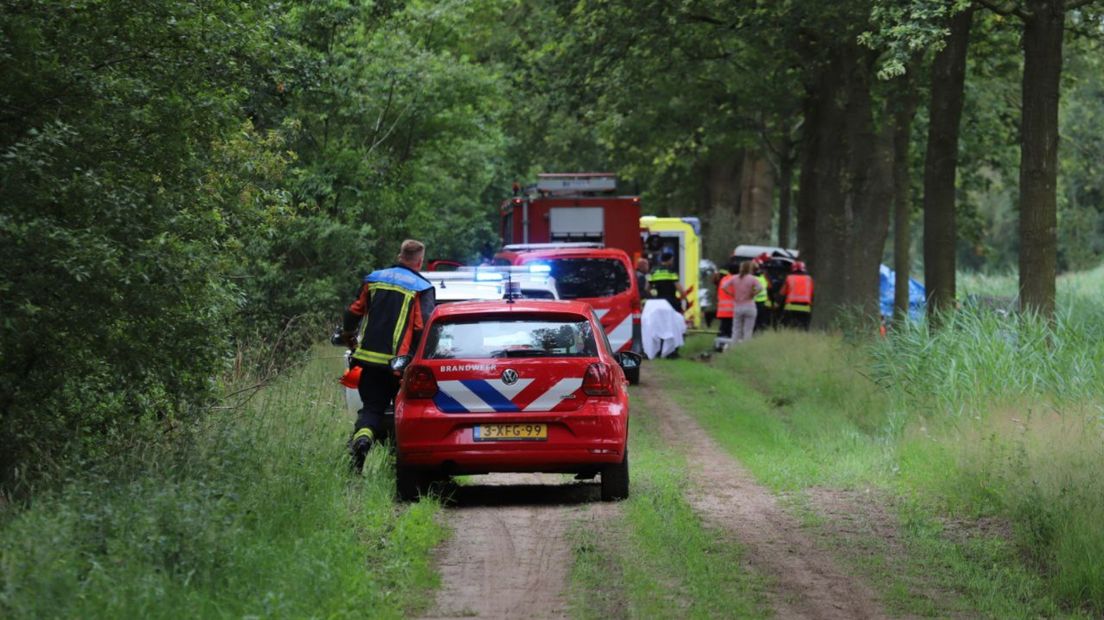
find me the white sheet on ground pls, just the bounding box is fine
[641,298,686,359]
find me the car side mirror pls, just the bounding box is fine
[389,355,413,373]
[615,351,641,370]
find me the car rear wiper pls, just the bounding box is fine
[491,348,552,358]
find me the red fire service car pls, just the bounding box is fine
[492,245,642,384]
[389,299,639,501]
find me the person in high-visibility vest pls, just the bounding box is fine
[649,252,685,313]
[753,259,772,332]
[340,239,436,472]
[779,260,813,330]
[715,267,735,339]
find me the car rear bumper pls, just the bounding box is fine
[397,444,625,474]
[395,403,627,473]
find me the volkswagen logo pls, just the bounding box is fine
[501,368,519,385]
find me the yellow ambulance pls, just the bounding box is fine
[639,216,703,328]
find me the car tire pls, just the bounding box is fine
[395,462,425,502]
[600,452,630,501]
[624,365,641,385]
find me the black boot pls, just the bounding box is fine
[348,428,375,474]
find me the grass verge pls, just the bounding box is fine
[654,331,1088,617]
[567,383,768,619]
[0,347,444,619]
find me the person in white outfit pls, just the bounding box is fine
[721,260,762,343]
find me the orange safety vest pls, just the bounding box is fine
[716,274,735,318]
[780,274,813,312]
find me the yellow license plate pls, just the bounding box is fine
[473,423,548,441]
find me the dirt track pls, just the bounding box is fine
[639,379,887,620]
[419,378,887,619]
[418,474,616,619]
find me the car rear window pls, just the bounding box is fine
[535,258,629,299]
[424,317,598,359]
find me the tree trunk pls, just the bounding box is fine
[893,77,920,322]
[703,155,744,262]
[1018,0,1063,320]
[796,55,846,274]
[842,48,896,324]
[739,150,775,243]
[805,43,894,329]
[922,6,973,320]
[778,135,795,248]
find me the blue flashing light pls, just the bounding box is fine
[475,270,504,282]
[528,263,552,274]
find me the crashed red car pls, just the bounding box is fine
[390,299,638,501]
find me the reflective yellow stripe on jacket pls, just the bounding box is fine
[754,274,769,303]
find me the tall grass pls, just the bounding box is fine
[0,348,443,618]
[867,273,1104,614]
[870,306,1104,413]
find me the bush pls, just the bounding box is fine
[0,2,284,492]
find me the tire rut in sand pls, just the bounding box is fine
[638,380,887,620]
[418,474,618,620]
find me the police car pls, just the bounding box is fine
[388,298,638,501]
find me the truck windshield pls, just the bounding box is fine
[424,317,598,359]
[541,258,629,299]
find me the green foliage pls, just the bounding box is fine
[0,0,284,490]
[275,0,507,268]
[1058,39,1104,271]
[0,349,444,618]
[0,0,515,493]
[861,0,974,79]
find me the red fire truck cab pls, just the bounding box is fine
[500,173,643,260]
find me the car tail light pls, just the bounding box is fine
[631,295,642,324]
[582,362,614,396]
[405,365,438,399]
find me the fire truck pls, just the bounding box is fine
[499,173,643,260]
[499,173,704,329]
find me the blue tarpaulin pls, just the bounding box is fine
[879,264,925,320]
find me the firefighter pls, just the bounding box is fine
[753,259,772,332]
[779,260,814,330]
[649,251,685,313]
[715,264,735,339]
[340,239,436,471]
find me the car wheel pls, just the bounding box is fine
[395,462,426,502]
[600,452,630,501]
[625,365,641,385]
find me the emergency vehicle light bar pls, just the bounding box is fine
[535,172,617,194]
[501,242,604,251]
[474,271,504,281]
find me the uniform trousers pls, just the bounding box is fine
[355,363,400,442]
